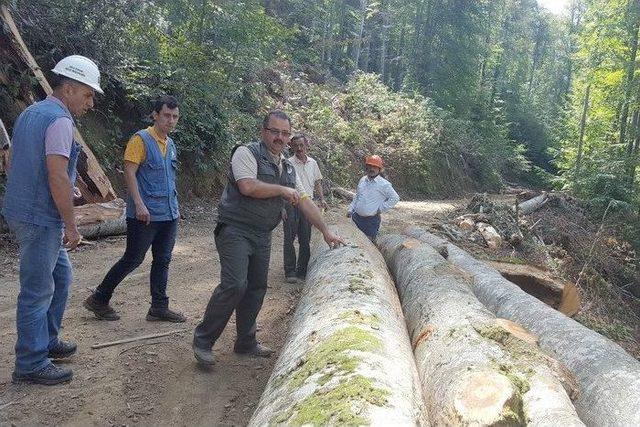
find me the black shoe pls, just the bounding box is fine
[146,307,186,323]
[192,344,216,365]
[83,294,120,321]
[48,340,77,359]
[233,343,275,358]
[12,363,73,385]
[285,276,301,284]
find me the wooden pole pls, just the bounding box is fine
[0,4,117,203]
[91,329,188,350]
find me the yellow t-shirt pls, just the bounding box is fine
[124,126,168,164]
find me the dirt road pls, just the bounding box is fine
[0,200,458,426]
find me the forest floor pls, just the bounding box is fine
[0,195,639,426]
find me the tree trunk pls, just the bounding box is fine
[379,2,390,80]
[575,84,590,180]
[404,226,640,427]
[353,0,367,71]
[378,234,584,426]
[618,7,640,148]
[249,223,426,426]
[394,15,407,90]
[0,5,117,203]
[75,198,126,239]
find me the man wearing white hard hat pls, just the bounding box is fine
[2,54,103,385]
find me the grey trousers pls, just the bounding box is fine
[283,204,312,279]
[193,223,271,350]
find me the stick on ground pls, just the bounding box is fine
[91,329,188,350]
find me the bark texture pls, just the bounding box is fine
[249,223,426,426]
[405,226,640,427]
[75,198,126,239]
[378,234,583,427]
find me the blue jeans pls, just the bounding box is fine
[351,212,381,241]
[94,218,178,309]
[8,219,72,375]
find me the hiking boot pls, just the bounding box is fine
[83,294,120,321]
[146,307,186,323]
[12,363,73,385]
[233,343,275,358]
[192,344,216,366]
[48,340,77,359]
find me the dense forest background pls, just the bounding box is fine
[1,0,640,217]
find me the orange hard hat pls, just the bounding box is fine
[365,155,384,168]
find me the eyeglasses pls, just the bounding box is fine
[264,127,292,139]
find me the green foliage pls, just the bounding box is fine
[281,72,524,196]
[5,0,291,191]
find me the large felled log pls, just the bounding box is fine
[378,234,583,426]
[249,223,426,426]
[405,226,640,427]
[0,5,117,203]
[517,192,549,215]
[331,186,355,201]
[75,198,126,239]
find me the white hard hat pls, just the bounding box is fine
[51,55,104,94]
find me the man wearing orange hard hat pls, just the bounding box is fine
[347,154,399,241]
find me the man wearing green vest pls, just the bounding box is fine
[192,110,343,365]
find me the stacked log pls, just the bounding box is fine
[249,223,426,426]
[405,226,640,426]
[378,234,583,426]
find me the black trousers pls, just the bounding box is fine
[283,204,312,279]
[94,218,178,309]
[193,223,271,350]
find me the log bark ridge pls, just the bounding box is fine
[378,234,583,426]
[405,226,640,427]
[249,223,426,426]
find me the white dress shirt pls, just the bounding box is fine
[348,175,400,216]
[289,155,322,196]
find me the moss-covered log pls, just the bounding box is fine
[249,223,427,426]
[378,234,583,426]
[405,226,640,427]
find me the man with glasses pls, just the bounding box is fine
[192,110,343,365]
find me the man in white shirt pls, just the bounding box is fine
[283,134,327,283]
[347,155,400,241]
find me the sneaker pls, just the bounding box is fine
[233,343,275,358]
[285,276,301,284]
[12,363,73,385]
[192,344,216,365]
[146,307,186,323]
[48,340,77,359]
[83,294,120,321]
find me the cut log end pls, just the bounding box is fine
[454,371,519,425]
